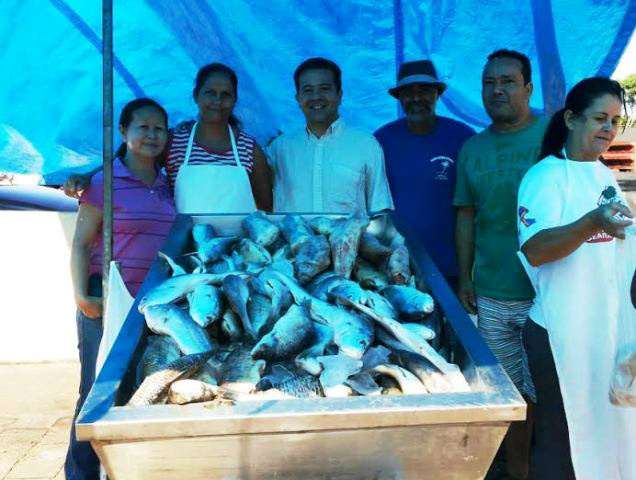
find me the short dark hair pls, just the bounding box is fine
[192,63,241,128]
[116,98,168,158]
[540,77,624,160]
[294,57,342,92]
[487,49,532,85]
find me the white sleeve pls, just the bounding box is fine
[517,163,564,247]
[366,138,394,214]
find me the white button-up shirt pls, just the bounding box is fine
[267,118,394,214]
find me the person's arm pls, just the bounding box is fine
[71,203,103,318]
[63,167,101,199]
[366,140,394,215]
[249,144,273,212]
[522,202,633,266]
[455,206,477,314]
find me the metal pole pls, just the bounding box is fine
[102,0,113,303]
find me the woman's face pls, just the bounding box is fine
[121,106,168,159]
[194,72,236,125]
[566,93,622,159]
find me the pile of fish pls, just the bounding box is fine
[130,212,469,407]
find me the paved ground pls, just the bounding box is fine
[0,362,79,480]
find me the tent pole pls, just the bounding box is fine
[102,0,113,303]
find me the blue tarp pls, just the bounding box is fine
[1,0,635,182]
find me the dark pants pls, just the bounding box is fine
[65,277,103,480]
[522,319,575,480]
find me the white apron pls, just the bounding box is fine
[521,159,636,479]
[174,122,256,214]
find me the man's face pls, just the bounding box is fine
[398,84,439,124]
[295,68,342,127]
[482,57,532,124]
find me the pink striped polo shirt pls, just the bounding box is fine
[165,121,255,191]
[81,157,176,296]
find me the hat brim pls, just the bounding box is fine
[389,80,447,98]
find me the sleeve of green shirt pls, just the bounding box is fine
[453,142,474,207]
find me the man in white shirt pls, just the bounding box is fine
[268,57,394,215]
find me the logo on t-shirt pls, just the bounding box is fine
[587,185,619,243]
[430,156,454,181]
[518,206,536,227]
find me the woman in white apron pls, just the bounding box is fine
[167,62,271,214]
[517,77,636,480]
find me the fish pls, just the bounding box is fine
[365,290,398,320]
[346,372,382,396]
[394,349,471,394]
[309,274,345,301]
[255,269,293,323]
[272,244,291,261]
[192,223,216,248]
[294,235,331,284]
[209,255,237,274]
[371,364,428,395]
[361,345,392,370]
[197,236,239,264]
[318,354,363,389]
[353,258,389,290]
[308,216,343,236]
[192,358,223,386]
[246,292,273,339]
[168,378,218,405]
[269,259,295,278]
[375,327,408,352]
[280,214,314,254]
[143,304,214,355]
[358,232,392,263]
[187,284,223,328]
[386,244,411,285]
[251,304,314,360]
[403,323,435,341]
[139,334,181,380]
[329,212,369,278]
[340,298,454,374]
[219,342,267,393]
[220,308,242,342]
[222,274,256,341]
[238,238,272,266]
[381,285,435,318]
[242,211,281,247]
[158,251,187,276]
[295,323,334,375]
[216,374,325,401]
[138,272,243,312]
[307,270,340,291]
[327,279,369,305]
[272,272,374,360]
[128,350,213,406]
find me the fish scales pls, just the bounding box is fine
[251,304,314,361]
[329,213,369,279]
[281,214,314,254]
[294,235,331,284]
[386,244,411,285]
[241,211,280,247]
[144,304,214,354]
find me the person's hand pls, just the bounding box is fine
[62,174,90,199]
[589,202,634,240]
[457,277,477,314]
[76,295,103,319]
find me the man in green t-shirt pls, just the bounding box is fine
[454,49,547,480]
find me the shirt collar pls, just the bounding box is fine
[113,156,133,179]
[305,117,344,140]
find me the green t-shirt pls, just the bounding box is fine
[453,116,548,300]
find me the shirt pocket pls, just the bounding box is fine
[328,161,365,211]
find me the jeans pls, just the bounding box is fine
[64,293,103,480]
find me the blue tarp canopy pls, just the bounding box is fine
[1,0,635,183]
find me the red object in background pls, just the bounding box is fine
[601,141,636,172]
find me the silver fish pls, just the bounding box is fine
[386,244,411,285]
[341,298,453,374]
[247,292,273,339]
[294,235,331,284]
[310,275,345,301]
[318,354,363,389]
[281,214,314,254]
[272,272,374,360]
[157,251,187,276]
[365,290,398,320]
[251,304,314,361]
[394,349,470,394]
[371,364,428,395]
[216,374,324,401]
[359,232,391,263]
[308,216,343,236]
[209,255,236,274]
[138,272,242,312]
[362,345,392,370]
[222,274,256,341]
[192,223,216,248]
[295,322,334,376]
[140,334,181,379]
[221,308,242,342]
[255,269,293,323]
[242,211,281,247]
[269,259,295,278]
[353,258,389,290]
[327,280,369,305]
[329,212,369,279]
[198,236,239,264]
[307,270,339,291]
[168,378,218,405]
[375,327,408,352]
[346,372,382,396]
[403,322,435,341]
[381,285,435,318]
[188,284,223,328]
[220,342,266,393]
[272,244,291,261]
[192,358,223,386]
[144,304,214,355]
[238,238,272,266]
[128,350,213,406]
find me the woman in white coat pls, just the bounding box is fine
[517,77,635,480]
